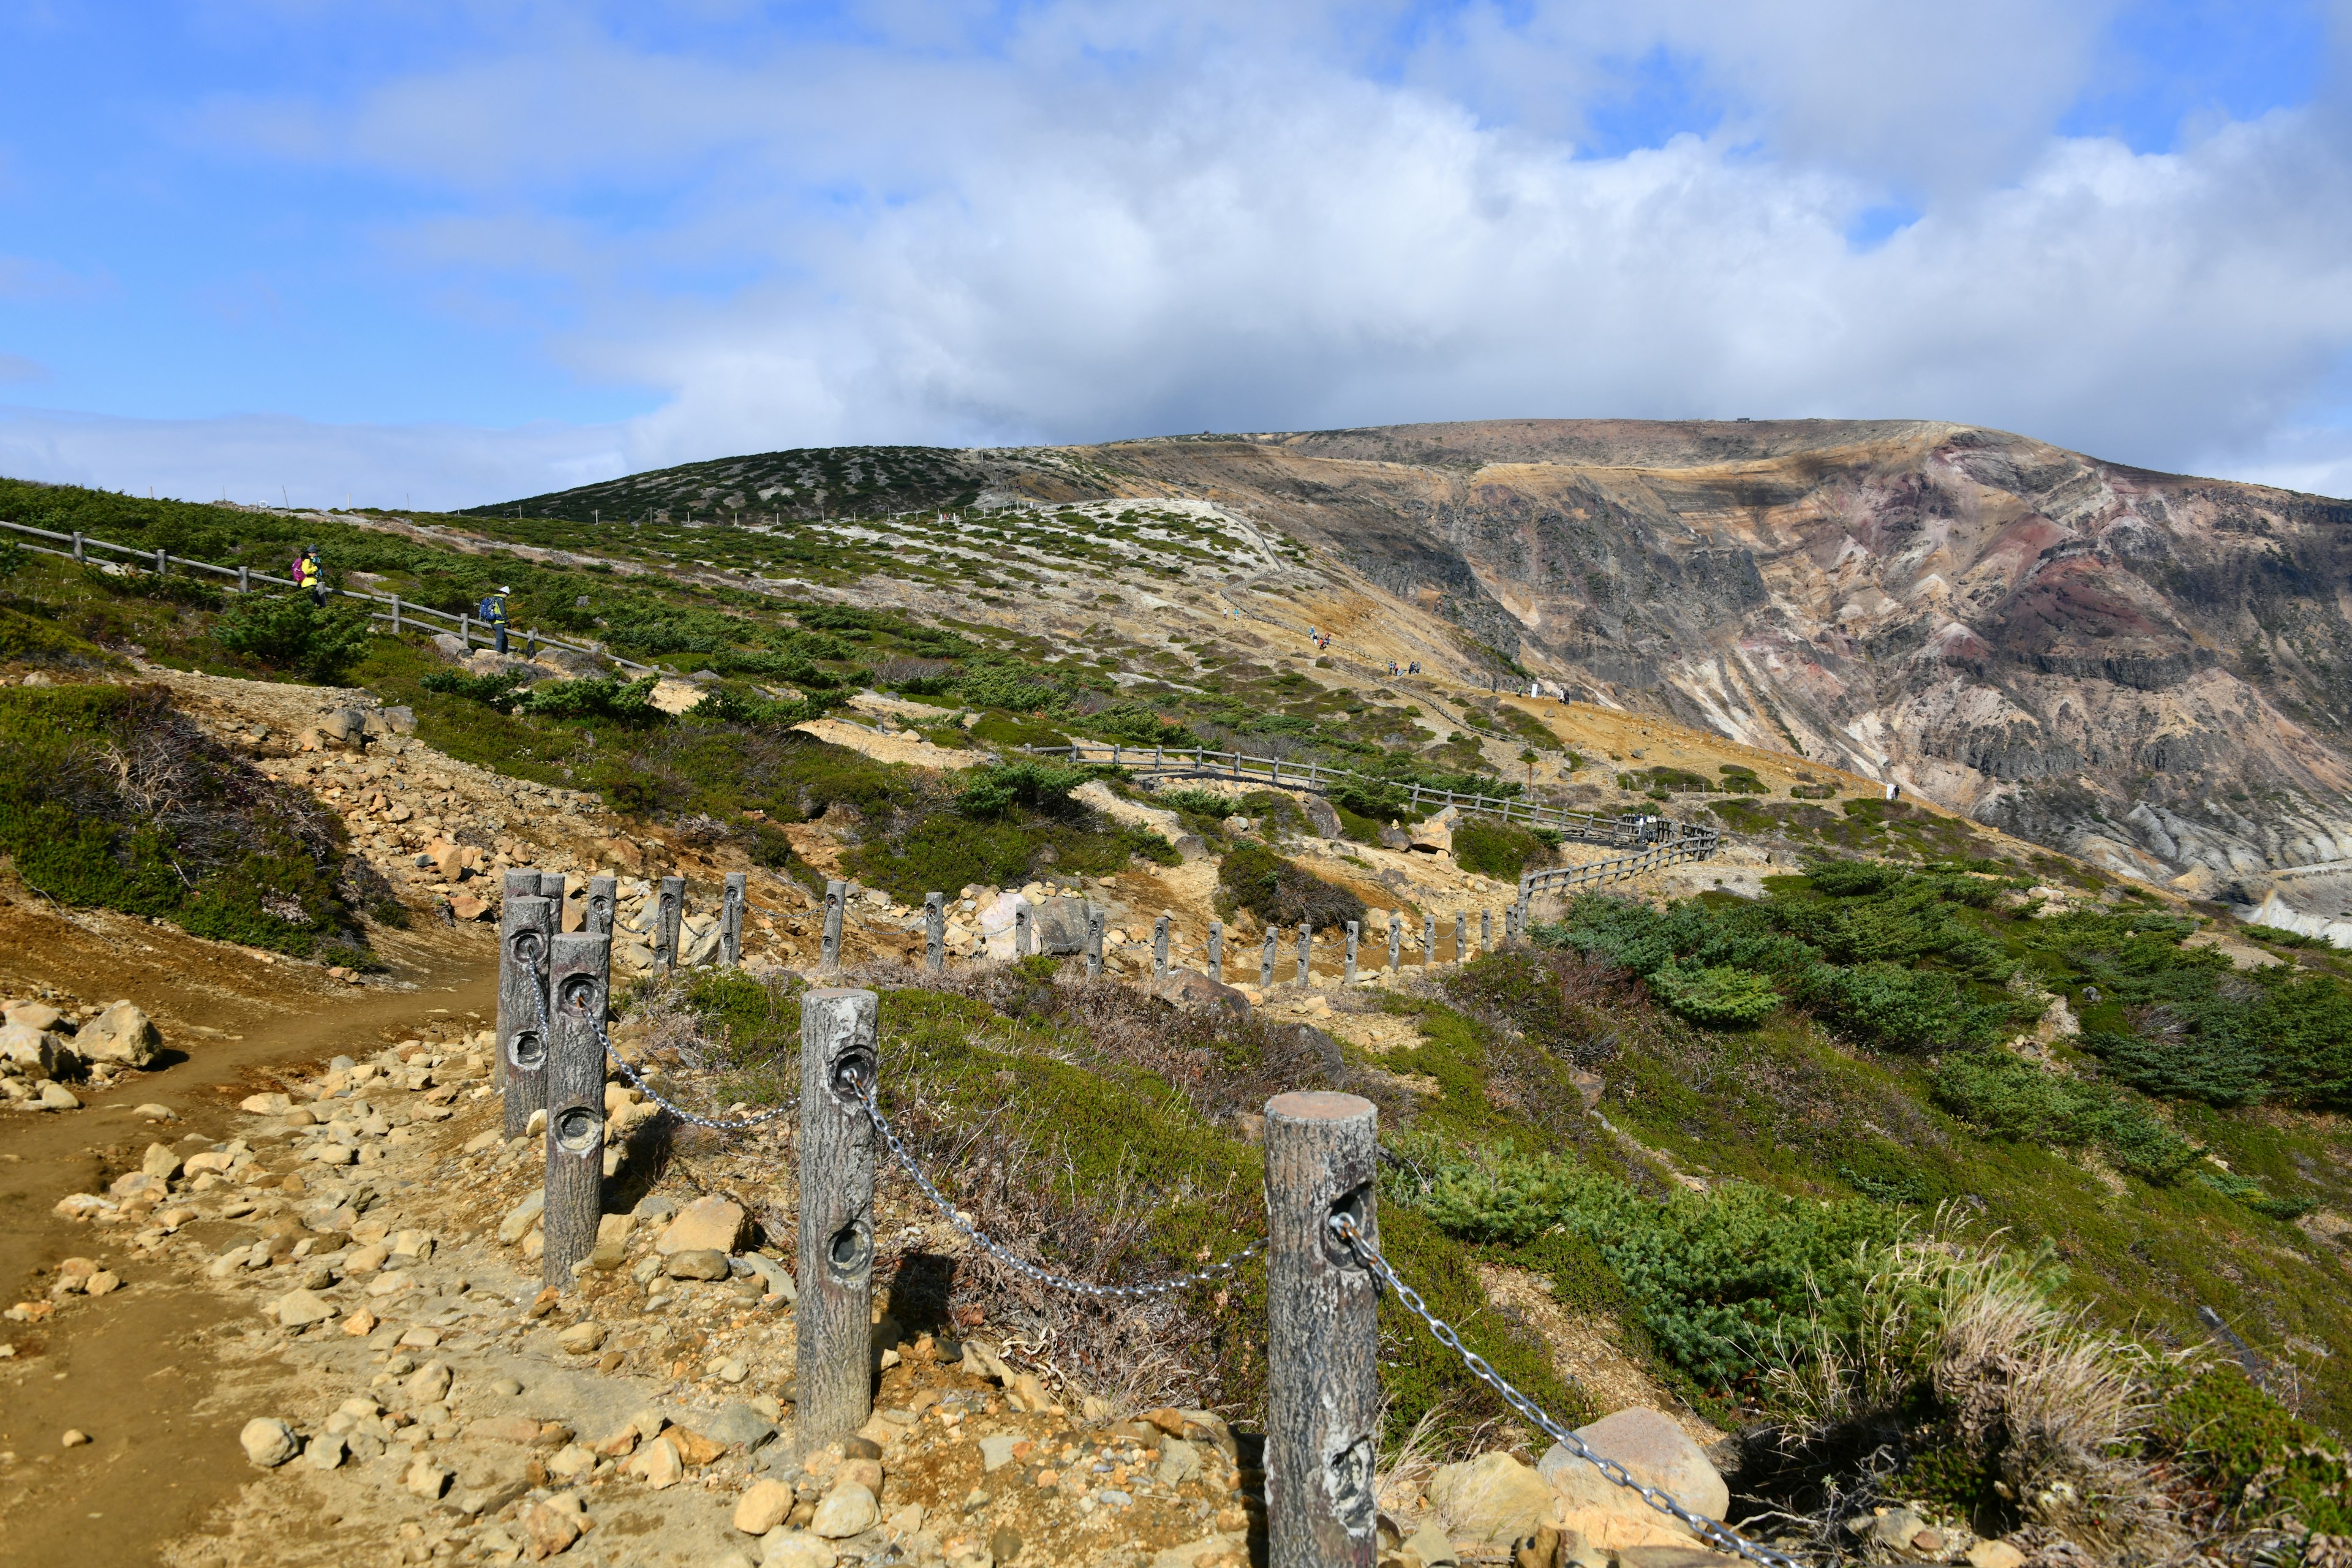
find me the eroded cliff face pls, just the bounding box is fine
[1080,421,2352,888]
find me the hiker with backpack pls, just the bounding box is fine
[480,586,511,655]
[293,545,325,606]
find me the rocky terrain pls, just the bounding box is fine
[487,420,2352,898]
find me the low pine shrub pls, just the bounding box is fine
[210,592,373,684]
[1216,843,1366,929]
[1452,817,1556,880]
[1648,963,1782,1026]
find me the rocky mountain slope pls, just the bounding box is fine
[485,421,2352,897]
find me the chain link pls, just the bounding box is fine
[856,1082,1264,1300]
[1330,1213,1809,1568]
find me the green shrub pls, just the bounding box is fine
[2148,1365,2352,1531]
[1216,843,1367,929]
[419,668,530,710]
[957,760,1091,818]
[1648,963,1782,1027]
[1416,1146,1896,1388]
[1452,817,1555,880]
[845,814,1038,901]
[1153,787,1234,819]
[518,674,665,725]
[1800,961,2008,1051]
[210,593,374,683]
[1931,1051,2198,1182]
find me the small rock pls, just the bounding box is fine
[241,1093,295,1115]
[735,1477,797,1535]
[307,1433,348,1471]
[39,1084,81,1110]
[760,1534,840,1568]
[811,1482,878,1539]
[240,1417,301,1467]
[666,1249,731,1281]
[1157,1438,1201,1487]
[980,1434,1021,1472]
[497,1190,546,1244]
[141,1142,184,1182]
[988,1525,1022,1563]
[61,1428,91,1448]
[521,1501,581,1558]
[556,1321,606,1355]
[406,1360,453,1403]
[1967,1542,2026,1568]
[625,1433,684,1490]
[707,1403,779,1451]
[275,1289,337,1327]
[1430,1450,1556,1545]
[405,1457,453,1499]
[546,1442,597,1480]
[657,1194,748,1255]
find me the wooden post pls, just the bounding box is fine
[1344,920,1359,984]
[71,530,83,563]
[154,546,167,576]
[499,894,556,1139]
[543,932,610,1290]
[1207,919,1223,984]
[1422,913,1436,969]
[822,880,844,973]
[1453,913,1466,965]
[1260,929,1277,990]
[925,893,944,974]
[1295,921,1311,986]
[237,563,249,593]
[1265,1091,1381,1568]
[459,612,470,646]
[722,872,746,966]
[1085,905,1104,977]
[796,989,880,1458]
[390,594,402,635]
[1480,910,1492,952]
[1153,916,1170,981]
[586,875,616,937]
[653,875,684,970]
[1387,914,1401,974]
[539,870,566,903]
[1014,904,1033,958]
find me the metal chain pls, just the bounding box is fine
[856,1081,1264,1300]
[1330,1213,1809,1568]
[522,958,796,1133]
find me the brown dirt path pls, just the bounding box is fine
[0,897,496,1567]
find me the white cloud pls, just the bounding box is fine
[9,1,2352,505]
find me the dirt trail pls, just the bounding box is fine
[0,902,496,1568]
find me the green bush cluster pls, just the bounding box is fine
[1534,868,2019,1050]
[210,592,374,684]
[1411,1144,1896,1388]
[1451,816,1556,880]
[1930,1050,2198,1182]
[956,760,1093,817]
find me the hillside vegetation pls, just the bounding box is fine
[9,466,2352,1558]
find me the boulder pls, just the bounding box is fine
[2,1000,64,1032]
[276,1289,338,1327]
[0,1022,66,1077]
[976,891,1030,961]
[811,1482,878,1539]
[1429,1450,1558,1545]
[1302,794,1343,839]
[735,1477,797,1535]
[681,915,724,967]
[1409,806,1457,856]
[1151,970,1251,1022]
[1540,1408,1728,1539]
[658,1195,748,1256]
[1034,896,1091,956]
[142,1142,183,1181]
[241,1417,301,1468]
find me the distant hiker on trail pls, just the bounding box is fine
[293,545,325,606]
[480,586,511,655]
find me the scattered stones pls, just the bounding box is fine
[240,1417,301,1468]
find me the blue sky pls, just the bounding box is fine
[2,1,2350,507]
